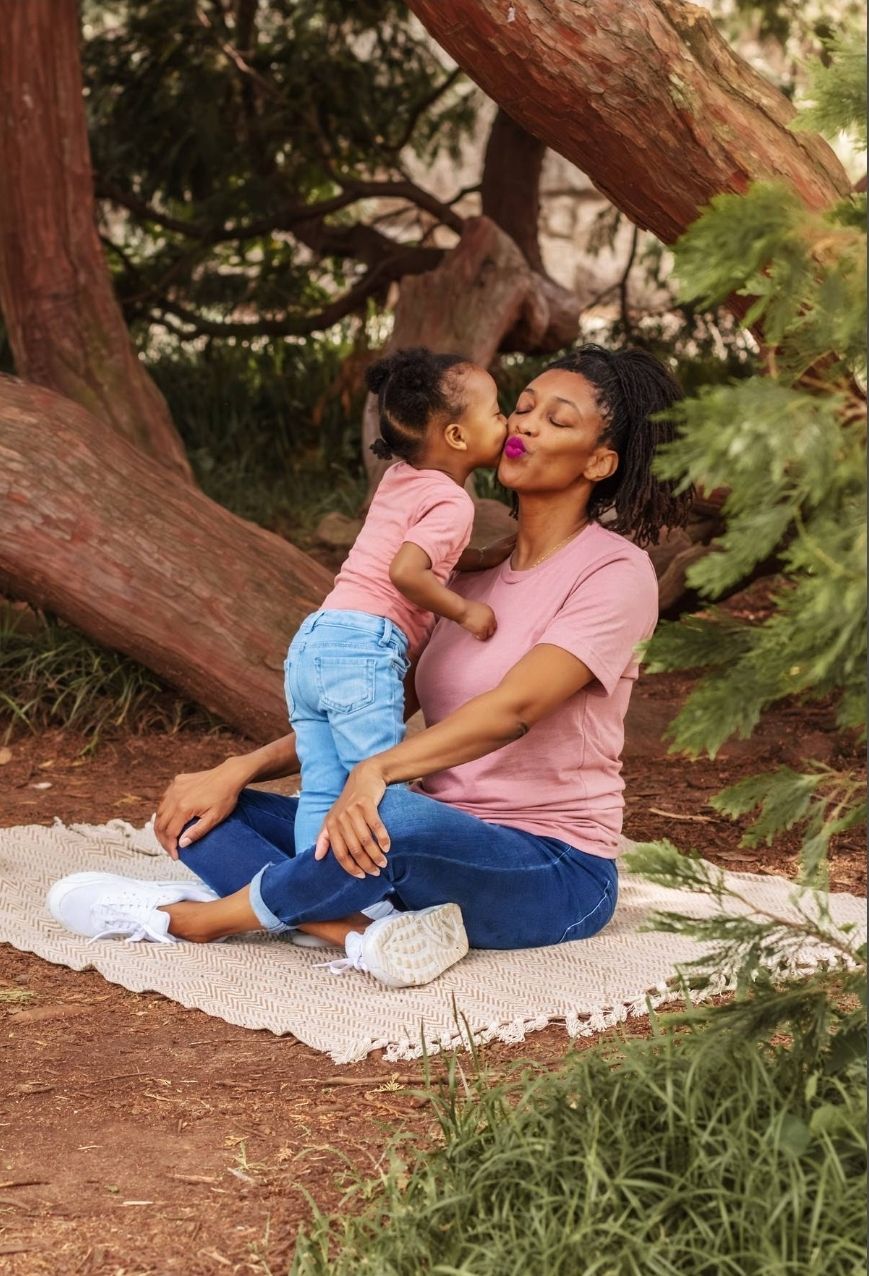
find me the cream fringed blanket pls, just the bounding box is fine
[1,820,864,1064]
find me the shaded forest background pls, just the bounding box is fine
[0,0,864,742]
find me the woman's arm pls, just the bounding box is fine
[154,733,299,857]
[314,644,595,876]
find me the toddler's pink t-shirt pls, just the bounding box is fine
[322,462,475,654]
[414,522,659,858]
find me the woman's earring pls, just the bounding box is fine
[507,5,516,21]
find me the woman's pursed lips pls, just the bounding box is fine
[504,436,527,458]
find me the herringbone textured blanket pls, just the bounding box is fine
[1,820,864,1063]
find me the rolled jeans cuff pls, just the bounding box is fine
[248,864,293,934]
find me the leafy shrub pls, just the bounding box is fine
[293,996,866,1275]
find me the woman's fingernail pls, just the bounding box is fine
[179,837,190,848]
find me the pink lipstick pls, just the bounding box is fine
[504,436,527,459]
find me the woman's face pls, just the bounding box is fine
[497,369,619,495]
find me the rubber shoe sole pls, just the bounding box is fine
[362,903,468,988]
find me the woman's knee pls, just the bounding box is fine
[378,785,441,845]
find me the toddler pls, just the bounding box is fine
[285,346,510,858]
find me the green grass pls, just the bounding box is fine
[291,1007,866,1275]
[0,606,214,746]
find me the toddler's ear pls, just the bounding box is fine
[444,422,469,452]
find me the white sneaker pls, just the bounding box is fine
[324,903,468,988]
[289,899,399,949]
[46,872,219,944]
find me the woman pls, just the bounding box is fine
[48,345,690,988]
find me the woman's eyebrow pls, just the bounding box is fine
[553,395,580,414]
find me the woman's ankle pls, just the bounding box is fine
[160,900,220,942]
[297,914,372,947]
[160,890,262,942]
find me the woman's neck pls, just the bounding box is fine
[512,493,591,570]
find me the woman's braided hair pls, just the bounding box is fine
[367,347,469,463]
[548,344,692,545]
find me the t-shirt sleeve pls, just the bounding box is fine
[403,490,475,575]
[537,554,659,696]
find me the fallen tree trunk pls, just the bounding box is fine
[0,0,192,479]
[405,0,850,243]
[0,377,334,742]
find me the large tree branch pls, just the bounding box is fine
[97,176,464,246]
[289,219,442,271]
[152,246,441,338]
[405,0,850,248]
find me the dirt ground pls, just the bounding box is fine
[0,673,864,1274]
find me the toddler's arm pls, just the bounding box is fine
[390,542,496,640]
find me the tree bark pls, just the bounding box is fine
[482,109,546,272]
[0,376,334,743]
[480,108,580,352]
[0,0,192,479]
[405,0,851,242]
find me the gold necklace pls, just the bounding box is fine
[515,520,589,570]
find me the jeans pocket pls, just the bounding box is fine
[390,651,411,680]
[283,666,295,722]
[314,655,377,714]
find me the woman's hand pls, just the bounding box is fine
[314,762,389,878]
[154,758,248,858]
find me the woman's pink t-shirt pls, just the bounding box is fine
[414,522,659,858]
[322,462,475,654]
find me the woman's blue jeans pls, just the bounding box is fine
[179,786,618,950]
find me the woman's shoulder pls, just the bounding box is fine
[563,523,658,611]
[582,521,657,577]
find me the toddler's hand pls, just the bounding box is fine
[460,601,497,641]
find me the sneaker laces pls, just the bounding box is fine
[87,890,178,945]
[88,920,174,946]
[314,952,365,975]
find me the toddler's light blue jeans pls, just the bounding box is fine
[285,609,410,854]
